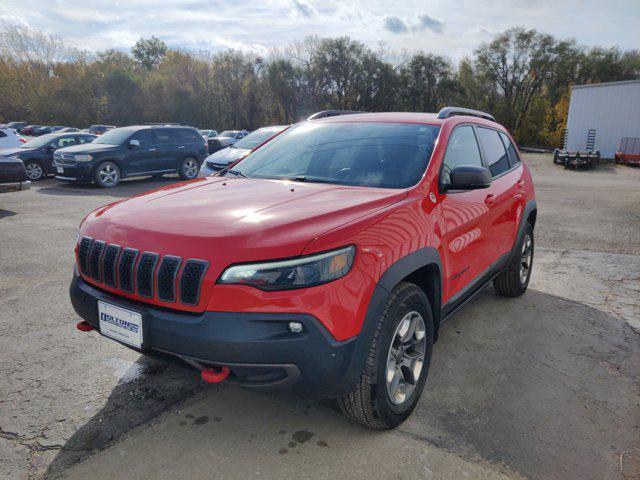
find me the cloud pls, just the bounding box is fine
[415,14,444,33]
[291,0,318,18]
[384,16,408,34]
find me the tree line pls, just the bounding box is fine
[1,23,638,146]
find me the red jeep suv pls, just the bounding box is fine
[70,108,536,429]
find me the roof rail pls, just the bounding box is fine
[437,107,495,122]
[307,110,364,120]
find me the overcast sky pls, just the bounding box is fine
[1,0,638,60]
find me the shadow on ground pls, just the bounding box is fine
[0,209,17,219]
[45,288,640,480]
[35,175,179,198]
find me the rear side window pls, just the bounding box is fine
[477,127,510,177]
[78,135,94,144]
[176,129,202,143]
[499,131,520,167]
[154,129,176,144]
[441,125,483,185]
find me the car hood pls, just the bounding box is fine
[0,147,32,157]
[206,147,250,165]
[56,143,113,154]
[81,176,407,271]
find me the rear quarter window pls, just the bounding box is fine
[476,127,510,178]
[499,131,521,167]
[176,130,203,143]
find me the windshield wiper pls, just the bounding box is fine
[227,169,247,178]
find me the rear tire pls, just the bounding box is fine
[24,160,44,180]
[94,161,120,188]
[179,157,199,180]
[338,282,433,429]
[493,223,534,297]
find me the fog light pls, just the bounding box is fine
[288,322,303,334]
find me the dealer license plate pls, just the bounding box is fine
[98,301,143,348]
[56,166,64,174]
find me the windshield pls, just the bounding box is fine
[22,134,57,148]
[234,127,285,150]
[233,122,440,189]
[93,128,133,145]
[219,130,237,138]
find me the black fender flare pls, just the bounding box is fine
[332,247,442,397]
[511,199,537,259]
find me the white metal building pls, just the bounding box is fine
[566,79,640,159]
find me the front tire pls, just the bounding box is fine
[179,157,199,180]
[94,161,120,188]
[24,160,44,180]
[493,223,534,297]
[338,282,434,429]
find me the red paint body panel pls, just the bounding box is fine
[76,113,535,341]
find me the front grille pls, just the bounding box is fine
[76,236,208,307]
[136,253,159,298]
[56,154,77,166]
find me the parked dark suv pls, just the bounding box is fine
[54,125,207,187]
[0,132,97,180]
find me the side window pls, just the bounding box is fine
[499,131,520,167]
[78,136,94,144]
[477,127,510,177]
[0,130,6,138]
[155,129,177,144]
[52,136,77,148]
[131,130,155,146]
[440,125,483,185]
[176,130,201,143]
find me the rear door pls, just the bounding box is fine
[153,128,181,171]
[127,129,158,175]
[475,127,524,259]
[438,124,497,303]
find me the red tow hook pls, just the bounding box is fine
[76,321,95,332]
[201,366,230,383]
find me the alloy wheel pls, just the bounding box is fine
[25,163,43,180]
[99,164,118,186]
[183,159,198,178]
[386,311,427,405]
[520,234,533,285]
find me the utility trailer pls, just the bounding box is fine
[553,128,600,169]
[615,137,640,165]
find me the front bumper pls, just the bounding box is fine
[53,162,94,182]
[70,274,359,398]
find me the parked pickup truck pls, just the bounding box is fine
[69,107,536,429]
[0,157,30,193]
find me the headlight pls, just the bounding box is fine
[218,245,355,291]
[74,154,93,162]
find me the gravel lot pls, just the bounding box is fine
[1,155,639,480]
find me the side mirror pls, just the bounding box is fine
[445,165,492,191]
[129,139,140,148]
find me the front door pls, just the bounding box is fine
[127,130,158,175]
[437,124,497,304]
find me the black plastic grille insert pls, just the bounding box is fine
[118,248,138,293]
[180,260,209,305]
[78,237,93,275]
[157,256,181,302]
[136,252,159,298]
[102,245,121,287]
[88,241,105,281]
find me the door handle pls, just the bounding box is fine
[178,145,185,149]
[148,148,156,151]
[484,194,496,205]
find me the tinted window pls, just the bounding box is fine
[477,127,510,177]
[94,128,134,145]
[176,129,203,143]
[441,125,482,185]
[155,129,176,144]
[78,135,94,144]
[130,130,155,146]
[0,130,6,138]
[499,131,520,167]
[236,122,440,189]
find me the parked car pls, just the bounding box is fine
[0,127,25,149]
[0,132,97,180]
[207,130,249,153]
[88,125,116,135]
[69,107,536,429]
[54,125,207,187]
[32,126,52,136]
[199,130,219,141]
[18,125,41,136]
[199,125,288,176]
[58,127,79,133]
[0,157,30,193]
[6,121,28,131]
